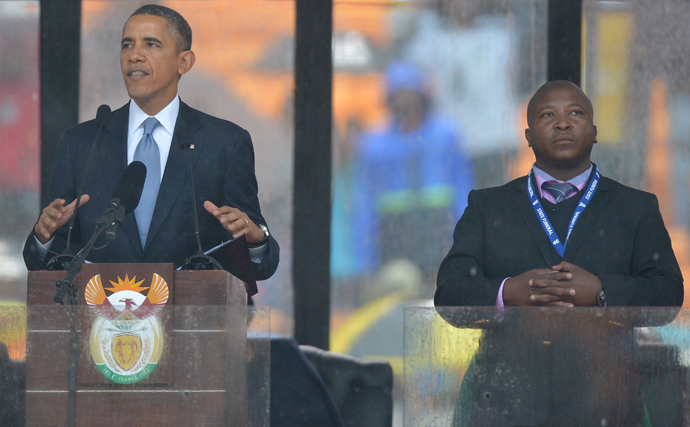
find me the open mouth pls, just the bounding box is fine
[127,70,148,78]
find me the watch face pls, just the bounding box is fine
[596,290,606,306]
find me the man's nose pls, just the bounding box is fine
[555,116,572,130]
[128,44,145,62]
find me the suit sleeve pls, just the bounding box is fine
[223,128,279,281]
[599,194,683,307]
[435,189,505,307]
[22,131,80,270]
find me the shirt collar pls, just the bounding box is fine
[128,95,180,137]
[532,163,593,199]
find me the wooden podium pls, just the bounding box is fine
[25,264,251,426]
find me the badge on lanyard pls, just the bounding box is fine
[526,166,600,258]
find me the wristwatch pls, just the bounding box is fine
[596,289,606,306]
[248,223,269,248]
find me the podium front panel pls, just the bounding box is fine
[0,305,270,426]
[403,307,689,427]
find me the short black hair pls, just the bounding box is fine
[128,4,192,52]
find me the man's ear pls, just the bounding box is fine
[525,128,532,147]
[593,124,598,144]
[178,50,196,76]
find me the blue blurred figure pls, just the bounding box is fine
[353,61,475,281]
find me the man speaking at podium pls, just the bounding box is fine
[23,5,279,283]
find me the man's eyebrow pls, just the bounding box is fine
[534,105,553,115]
[120,36,163,45]
[143,37,163,44]
[534,102,587,115]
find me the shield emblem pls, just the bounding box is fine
[112,334,143,371]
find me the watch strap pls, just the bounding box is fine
[248,223,269,248]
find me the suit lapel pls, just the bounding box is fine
[96,104,144,257]
[511,177,558,266]
[145,102,203,250]
[562,175,612,260]
[96,105,128,198]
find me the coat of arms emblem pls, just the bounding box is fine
[85,273,168,384]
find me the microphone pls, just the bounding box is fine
[54,161,145,305]
[109,160,146,215]
[103,161,147,244]
[47,104,111,270]
[95,105,112,129]
[177,124,222,270]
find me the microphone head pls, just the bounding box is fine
[177,123,192,150]
[112,161,147,214]
[96,104,112,130]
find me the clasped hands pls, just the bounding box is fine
[503,261,602,307]
[34,196,266,245]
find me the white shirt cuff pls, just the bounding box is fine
[33,235,54,260]
[496,277,510,308]
[248,243,267,264]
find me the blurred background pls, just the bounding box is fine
[3,0,690,423]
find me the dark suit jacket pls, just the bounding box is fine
[23,101,279,283]
[435,173,683,426]
[436,174,683,308]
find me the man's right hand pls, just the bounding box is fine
[503,268,575,307]
[34,196,90,244]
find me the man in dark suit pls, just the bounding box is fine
[23,4,278,283]
[435,80,683,425]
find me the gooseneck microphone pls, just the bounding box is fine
[47,104,111,270]
[177,124,222,270]
[103,161,147,245]
[54,161,147,305]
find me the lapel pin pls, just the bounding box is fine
[189,144,195,149]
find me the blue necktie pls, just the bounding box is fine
[542,181,576,204]
[133,117,161,248]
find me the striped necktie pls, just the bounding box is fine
[133,117,161,248]
[541,181,576,204]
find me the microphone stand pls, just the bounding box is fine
[47,107,109,271]
[54,204,120,305]
[64,303,79,427]
[54,204,120,427]
[178,132,222,271]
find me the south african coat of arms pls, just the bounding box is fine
[85,273,168,384]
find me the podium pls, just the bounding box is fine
[404,306,685,426]
[24,264,256,426]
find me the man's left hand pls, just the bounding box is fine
[548,261,602,306]
[203,201,265,244]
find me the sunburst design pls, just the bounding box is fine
[85,274,107,305]
[106,275,149,293]
[147,274,169,305]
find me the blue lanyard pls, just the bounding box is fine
[526,166,600,258]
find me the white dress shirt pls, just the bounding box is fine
[127,96,179,178]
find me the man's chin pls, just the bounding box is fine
[123,82,151,99]
[126,91,152,106]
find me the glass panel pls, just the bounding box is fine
[80,0,295,335]
[583,0,690,305]
[405,306,689,426]
[248,305,270,426]
[0,1,40,304]
[0,305,270,425]
[329,1,548,424]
